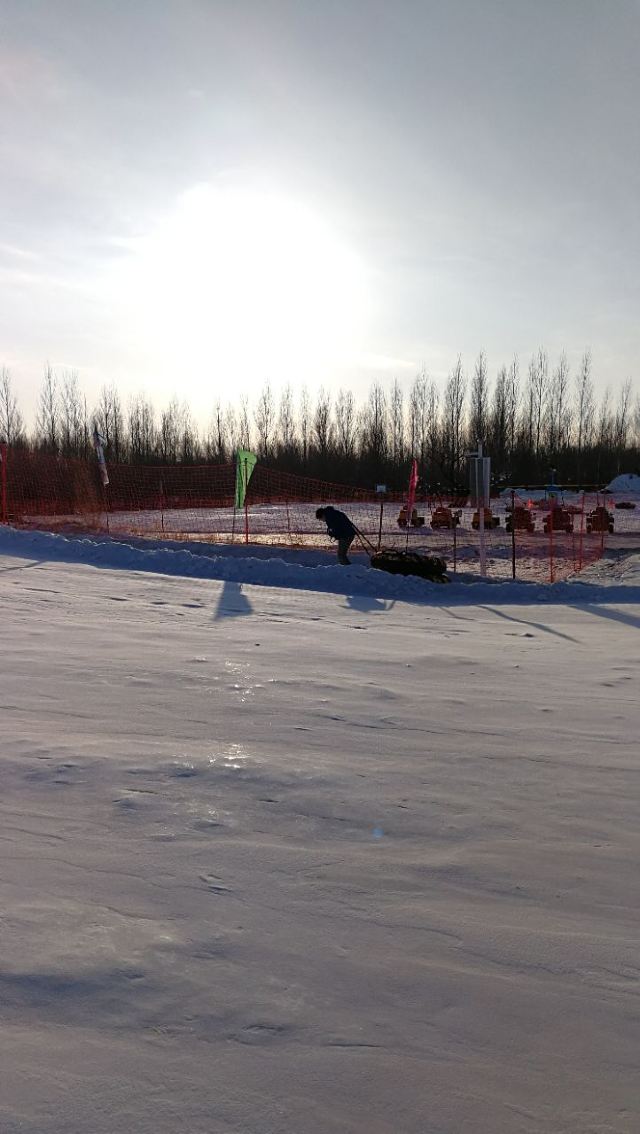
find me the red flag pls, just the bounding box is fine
[406,459,418,521]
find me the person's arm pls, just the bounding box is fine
[324,508,338,538]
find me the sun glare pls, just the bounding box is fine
[118,183,368,398]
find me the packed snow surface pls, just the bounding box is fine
[1,527,639,1134]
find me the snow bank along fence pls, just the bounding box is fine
[1,445,628,582]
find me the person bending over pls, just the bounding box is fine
[316,506,356,565]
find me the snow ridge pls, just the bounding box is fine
[1,525,639,603]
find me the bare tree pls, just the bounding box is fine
[225,403,239,454]
[159,398,181,462]
[361,381,387,469]
[298,386,311,466]
[95,386,112,448]
[596,388,614,450]
[389,379,405,467]
[468,351,489,445]
[178,402,199,463]
[334,388,356,462]
[490,365,508,472]
[127,395,145,462]
[206,400,228,461]
[35,363,59,452]
[527,348,548,458]
[111,387,124,460]
[277,385,297,457]
[614,379,632,454]
[254,381,275,458]
[506,355,520,460]
[408,370,427,463]
[545,352,572,458]
[632,394,640,449]
[238,396,251,450]
[0,366,25,444]
[575,350,595,481]
[442,357,466,483]
[312,386,333,465]
[138,394,157,460]
[80,395,91,459]
[59,370,84,456]
[425,379,440,475]
[94,384,124,459]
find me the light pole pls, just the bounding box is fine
[469,441,490,578]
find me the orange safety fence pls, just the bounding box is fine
[1,446,632,583]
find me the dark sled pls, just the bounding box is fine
[370,548,449,583]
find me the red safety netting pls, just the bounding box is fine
[1,447,103,532]
[1,446,631,583]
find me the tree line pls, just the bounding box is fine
[1,350,638,490]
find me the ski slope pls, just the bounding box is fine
[1,528,639,1134]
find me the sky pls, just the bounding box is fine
[1,0,639,427]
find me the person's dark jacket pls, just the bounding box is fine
[322,507,356,540]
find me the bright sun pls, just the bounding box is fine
[120,183,369,400]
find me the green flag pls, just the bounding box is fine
[234,450,258,509]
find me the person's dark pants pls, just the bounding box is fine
[337,535,354,564]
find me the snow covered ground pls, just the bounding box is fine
[1,527,639,1134]
[25,492,640,585]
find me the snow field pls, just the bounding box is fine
[0,528,639,1133]
[26,492,640,585]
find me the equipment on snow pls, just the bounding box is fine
[430,505,461,530]
[397,505,425,528]
[370,548,449,583]
[352,524,449,583]
[586,506,614,534]
[472,507,500,530]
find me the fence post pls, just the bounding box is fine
[511,489,516,580]
[377,499,384,552]
[0,442,7,523]
[452,521,457,575]
[548,500,555,584]
[244,458,249,544]
[578,492,585,572]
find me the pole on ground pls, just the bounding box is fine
[0,442,7,523]
[549,498,555,583]
[475,442,487,577]
[244,458,249,544]
[511,489,516,580]
[578,492,585,571]
[452,519,457,575]
[353,524,376,556]
[377,499,384,552]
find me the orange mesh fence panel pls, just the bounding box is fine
[247,465,379,505]
[3,448,103,531]
[506,491,617,582]
[104,461,236,539]
[3,449,628,582]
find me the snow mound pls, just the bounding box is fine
[605,473,640,494]
[1,525,639,604]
